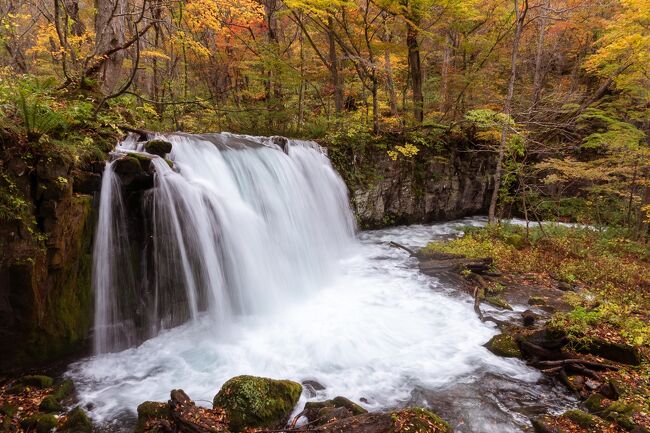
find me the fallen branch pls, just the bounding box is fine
[388,241,415,256]
[535,359,619,371]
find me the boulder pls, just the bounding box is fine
[135,401,171,433]
[309,408,451,433]
[303,396,368,425]
[145,139,173,157]
[581,339,641,366]
[20,414,57,433]
[485,334,522,358]
[213,375,302,432]
[20,375,54,388]
[39,395,63,412]
[60,407,93,433]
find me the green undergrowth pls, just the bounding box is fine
[422,223,650,349]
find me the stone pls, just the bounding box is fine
[20,414,57,433]
[528,296,546,306]
[144,139,173,157]
[531,417,562,433]
[135,401,170,433]
[584,393,607,413]
[213,375,302,432]
[582,339,641,365]
[39,395,63,412]
[563,410,597,428]
[60,407,93,433]
[485,334,522,358]
[521,310,537,327]
[485,295,513,310]
[52,380,75,401]
[20,375,54,388]
[303,397,368,425]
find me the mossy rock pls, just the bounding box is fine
[584,393,607,413]
[528,296,546,306]
[485,296,513,310]
[390,408,452,433]
[60,407,92,433]
[20,375,54,388]
[563,410,597,428]
[39,395,63,412]
[303,396,367,425]
[485,334,522,358]
[135,401,170,433]
[20,414,57,433]
[144,140,173,157]
[531,416,564,433]
[602,400,637,430]
[213,375,302,432]
[52,380,75,401]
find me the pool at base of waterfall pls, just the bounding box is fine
[67,218,575,433]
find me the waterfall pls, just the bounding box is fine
[92,133,356,354]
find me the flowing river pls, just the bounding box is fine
[67,134,574,432]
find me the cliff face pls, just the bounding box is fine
[0,138,105,372]
[343,150,495,229]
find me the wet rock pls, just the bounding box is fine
[311,408,451,433]
[20,414,57,433]
[521,310,538,327]
[557,281,573,291]
[36,154,69,180]
[135,401,171,433]
[531,416,562,433]
[52,380,75,401]
[113,155,154,190]
[584,393,607,413]
[20,375,54,388]
[145,139,173,157]
[213,375,302,432]
[302,380,326,397]
[303,397,367,425]
[485,295,513,310]
[60,406,93,433]
[528,296,546,306]
[73,171,102,194]
[39,395,63,412]
[485,334,522,358]
[597,379,621,401]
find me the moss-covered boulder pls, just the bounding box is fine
[60,406,93,433]
[52,380,75,401]
[390,408,451,433]
[135,401,170,433]
[144,139,173,157]
[485,296,513,310]
[485,334,522,358]
[213,375,302,432]
[39,395,63,412]
[20,375,54,388]
[20,414,57,433]
[584,393,608,413]
[303,396,368,425]
[563,410,598,428]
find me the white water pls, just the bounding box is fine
[74,135,573,432]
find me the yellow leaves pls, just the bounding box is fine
[387,143,420,161]
[140,50,172,61]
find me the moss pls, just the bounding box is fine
[390,408,451,433]
[39,395,63,412]
[584,393,607,413]
[60,406,92,433]
[20,375,54,388]
[602,400,637,430]
[485,296,513,310]
[528,296,546,306]
[563,410,597,428]
[213,375,302,432]
[485,334,522,358]
[135,401,170,433]
[144,139,172,157]
[331,396,367,416]
[20,414,57,433]
[52,380,75,401]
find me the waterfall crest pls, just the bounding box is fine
[93,133,355,353]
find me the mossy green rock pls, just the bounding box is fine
[584,393,607,413]
[135,401,170,433]
[20,414,57,433]
[52,380,75,401]
[563,410,597,428]
[485,296,513,310]
[485,334,522,358]
[390,408,452,433]
[60,407,92,433]
[213,375,302,432]
[144,140,173,157]
[39,395,63,412]
[20,375,54,388]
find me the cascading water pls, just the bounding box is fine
[93,133,356,353]
[72,134,575,433]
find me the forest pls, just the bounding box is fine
[0,0,649,432]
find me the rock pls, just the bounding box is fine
[557,281,572,291]
[597,379,621,401]
[135,401,171,433]
[521,310,537,327]
[73,171,102,194]
[584,393,607,413]
[60,406,93,433]
[145,139,173,157]
[601,400,638,430]
[563,409,598,428]
[303,397,368,425]
[20,375,54,388]
[485,334,522,358]
[581,339,641,365]
[170,389,228,433]
[485,295,513,310]
[528,296,546,306]
[212,375,302,432]
[302,380,326,396]
[531,417,562,433]
[52,380,75,401]
[39,395,63,412]
[309,407,450,433]
[20,414,57,433]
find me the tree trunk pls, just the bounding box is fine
[328,16,344,114]
[440,32,453,113]
[382,18,398,116]
[488,0,528,224]
[532,0,549,106]
[95,0,127,93]
[406,22,423,123]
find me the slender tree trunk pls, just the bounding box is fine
[440,32,453,112]
[488,0,528,224]
[328,16,344,114]
[382,18,398,116]
[532,0,549,106]
[406,21,423,123]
